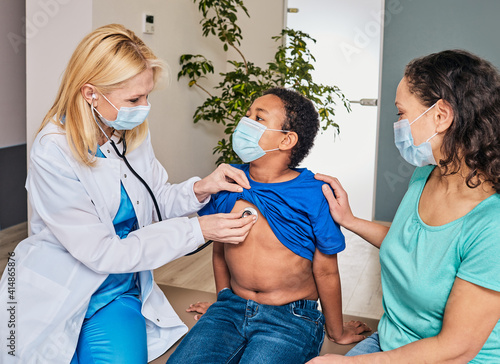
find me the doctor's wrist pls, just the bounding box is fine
[193,180,211,202]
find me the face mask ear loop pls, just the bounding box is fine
[99,92,119,111]
[409,103,437,126]
[426,132,438,143]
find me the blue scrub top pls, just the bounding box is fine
[85,147,140,318]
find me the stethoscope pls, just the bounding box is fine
[91,104,258,255]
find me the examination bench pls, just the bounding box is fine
[150,285,379,363]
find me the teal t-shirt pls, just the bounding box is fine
[378,166,500,362]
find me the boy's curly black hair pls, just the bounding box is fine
[263,88,319,168]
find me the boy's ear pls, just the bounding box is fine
[279,131,298,151]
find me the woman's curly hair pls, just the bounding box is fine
[263,88,319,168]
[405,49,500,192]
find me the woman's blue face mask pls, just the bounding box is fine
[232,117,289,163]
[393,103,437,167]
[93,93,150,131]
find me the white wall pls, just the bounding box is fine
[25,0,285,184]
[93,0,286,182]
[26,0,93,153]
[0,1,26,148]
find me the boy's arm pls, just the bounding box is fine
[313,250,370,344]
[213,241,231,292]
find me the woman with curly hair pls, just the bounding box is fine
[310,49,500,363]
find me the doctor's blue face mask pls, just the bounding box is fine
[232,117,289,163]
[393,102,438,167]
[92,92,150,131]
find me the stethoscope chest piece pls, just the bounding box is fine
[241,207,258,221]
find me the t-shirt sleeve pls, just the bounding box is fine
[311,190,346,255]
[457,218,500,292]
[197,191,234,216]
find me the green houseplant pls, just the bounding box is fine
[178,0,350,165]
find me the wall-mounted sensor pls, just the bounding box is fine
[143,14,154,34]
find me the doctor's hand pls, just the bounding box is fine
[198,211,256,244]
[315,173,356,230]
[194,164,251,202]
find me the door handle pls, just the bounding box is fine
[350,98,378,106]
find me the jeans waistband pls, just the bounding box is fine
[222,288,318,310]
[289,299,318,311]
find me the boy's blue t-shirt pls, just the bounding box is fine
[198,164,345,261]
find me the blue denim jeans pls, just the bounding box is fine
[345,332,382,356]
[70,294,147,364]
[167,288,325,364]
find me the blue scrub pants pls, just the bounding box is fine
[70,295,147,364]
[167,288,325,364]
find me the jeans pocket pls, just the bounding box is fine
[291,306,324,325]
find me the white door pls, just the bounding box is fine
[288,0,383,220]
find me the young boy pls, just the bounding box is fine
[168,88,369,364]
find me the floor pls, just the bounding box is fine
[0,223,384,320]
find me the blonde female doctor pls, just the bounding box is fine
[0,24,256,364]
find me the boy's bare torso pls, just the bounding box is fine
[225,199,319,306]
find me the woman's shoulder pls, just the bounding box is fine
[409,165,434,186]
[32,122,69,154]
[466,193,500,225]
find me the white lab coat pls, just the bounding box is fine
[0,122,208,363]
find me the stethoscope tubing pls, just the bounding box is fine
[110,135,212,256]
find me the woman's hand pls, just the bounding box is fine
[198,211,256,244]
[186,301,212,321]
[194,164,251,202]
[315,173,356,230]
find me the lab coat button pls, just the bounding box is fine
[124,174,127,178]
[107,149,110,153]
[156,318,160,322]
[137,201,140,204]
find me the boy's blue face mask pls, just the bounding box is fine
[232,117,289,163]
[92,93,150,130]
[393,103,437,167]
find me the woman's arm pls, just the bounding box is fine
[313,251,370,344]
[315,174,389,249]
[308,277,500,363]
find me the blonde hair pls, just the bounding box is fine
[40,24,165,166]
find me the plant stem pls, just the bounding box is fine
[230,43,248,74]
[213,6,248,73]
[195,82,213,97]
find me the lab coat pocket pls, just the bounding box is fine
[18,267,71,349]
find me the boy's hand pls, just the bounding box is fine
[194,164,251,201]
[327,320,371,345]
[186,301,213,320]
